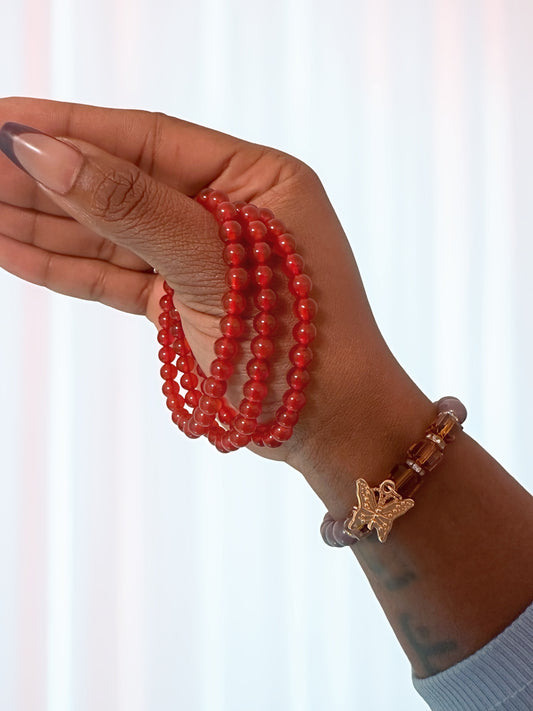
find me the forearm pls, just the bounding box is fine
[291,366,533,678]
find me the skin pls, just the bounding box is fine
[0,97,531,680]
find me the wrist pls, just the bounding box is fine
[287,347,435,519]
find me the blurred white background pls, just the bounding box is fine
[0,1,532,709]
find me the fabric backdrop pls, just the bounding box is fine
[0,1,532,709]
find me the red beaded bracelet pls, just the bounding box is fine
[321,397,467,546]
[157,188,317,453]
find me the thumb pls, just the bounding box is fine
[0,121,223,306]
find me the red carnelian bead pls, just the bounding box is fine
[233,416,257,436]
[259,207,275,223]
[222,291,246,316]
[285,253,304,275]
[251,336,274,359]
[264,434,283,448]
[229,431,252,448]
[220,315,245,338]
[222,432,239,452]
[253,265,273,287]
[170,323,184,338]
[158,346,175,363]
[246,358,270,381]
[198,394,221,415]
[226,267,249,291]
[223,242,247,266]
[290,274,312,297]
[248,221,268,242]
[275,406,299,427]
[162,380,180,397]
[163,281,174,294]
[293,321,317,344]
[159,294,173,311]
[185,390,201,408]
[184,420,205,438]
[196,188,213,205]
[253,312,276,335]
[219,220,243,243]
[218,406,234,425]
[240,204,260,222]
[293,297,318,321]
[207,428,218,446]
[287,367,310,391]
[289,345,313,368]
[216,201,238,223]
[158,312,171,329]
[173,341,189,356]
[239,399,262,419]
[210,359,234,380]
[283,389,306,411]
[266,218,285,237]
[276,233,296,256]
[180,372,198,390]
[158,329,173,346]
[243,380,268,401]
[234,200,247,212]
[271,424,293,442]
[166,395,185,412]
[252,424,268,446]
[254,289,277,312]
[160,363,178,380]
[177,355,195,372]
[206,190,229,211]
[214,337,239,361]
[172,409,189,429]
[193,409,216,427]
[252,241,271,263]
[203,376,227,397]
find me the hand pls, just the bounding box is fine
[0,97,431,515]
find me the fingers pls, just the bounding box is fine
[0,97,242,193]
[0,122,225,308]
[0,232,155,314]
[0,201,149,270]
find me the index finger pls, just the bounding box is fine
[0,96,244,209]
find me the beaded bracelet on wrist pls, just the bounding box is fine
[320,396,467,546]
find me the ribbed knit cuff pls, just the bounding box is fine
[413,601,533,711]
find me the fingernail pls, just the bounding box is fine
[0,122,83,195]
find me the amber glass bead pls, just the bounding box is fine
[407,438,444,472]
[390,463,422,499]
[428,411,459,443]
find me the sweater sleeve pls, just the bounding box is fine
[413,601,533,710]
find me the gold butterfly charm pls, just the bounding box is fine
[346,479,415,543]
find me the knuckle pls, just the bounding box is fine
[91,166,150,226]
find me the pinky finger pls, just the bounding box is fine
[0,232,156,316]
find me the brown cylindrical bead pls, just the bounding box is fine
[407,437,444,472]
[427,411,460,443]
[390,463,423,499]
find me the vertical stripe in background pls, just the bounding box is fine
[0,2,531,711]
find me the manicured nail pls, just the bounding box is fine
[0,122,83,195]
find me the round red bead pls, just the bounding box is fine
[177,355,195,372]
[222,291,246,316]
[159,294,173,311]
[246,358,270,381]
[283,389,306,411]
[271,424,293,442]
[252,241,271,263]
[276,234,296,256]
[287,367,310,391]
[206,190,229,211]
[253,265,273,287]
[199,395,221,415]
[266,218,285,237]
[240,204,260,222]
[220,315,245,338]
[275,407,299,427]
[180,372,198,390]
[203,376,227,398]
[253,312,276,335]
[293,322,317,345]
[185,390,201,408]
[223,243,247,266]
[251,336,274,359]
[290,274,312,297]
[254,288,276,312]
[158,346,175,363]
[243,380,268,402]
[248,221,268,242]
[216,201,238,223]
[293,297,318,321]
[239,399,263,419]
[226,268,249,291]
[210,359,234,380]
[233,416,257,436]
[160,363,177,380]
[219,220,243,243]
[214,337,239,361]
[285,253,304,274]
[289,345,313,368]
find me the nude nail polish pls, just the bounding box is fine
[0,122,83,195]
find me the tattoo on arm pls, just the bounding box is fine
[356,540,417,591]
[399,613,458,676]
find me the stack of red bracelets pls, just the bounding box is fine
[157,188,317,453]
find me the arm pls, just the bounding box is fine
[0,97,531,693]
